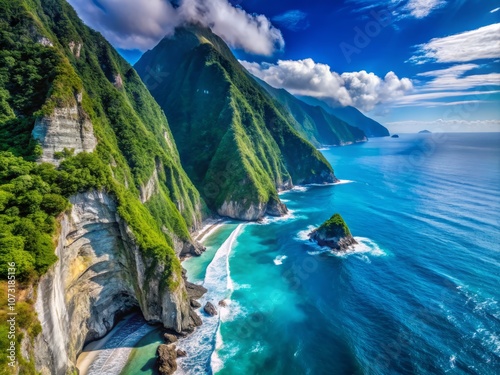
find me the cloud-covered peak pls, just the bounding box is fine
[69,0,284,55]
[241,58,413,111]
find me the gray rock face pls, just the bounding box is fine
[309,229,357,251]
[34,191,199,375]
[32,105,97,164]
[218,198,288,221]
[266,199,288,217]
[140,166,160,203]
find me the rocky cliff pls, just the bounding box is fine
[0,1,206,374]
[34,191,200,375]
[32,103,97,164]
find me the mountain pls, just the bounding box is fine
[0,1,207,373]
[298,96,390,137]
[253,77,367,147]
[135,25,336,221]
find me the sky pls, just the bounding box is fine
[68,0,500,133]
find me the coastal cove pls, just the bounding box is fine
[98,133,499,374]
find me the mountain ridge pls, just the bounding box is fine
[297,95,390,137]
[253,76,368,146]
[135,24,337,221]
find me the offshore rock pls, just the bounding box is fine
[204,302,217,316]
[309,213,357,251]
[164,333,178,344]
[157,344,177,375]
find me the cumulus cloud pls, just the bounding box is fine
[272,10,310,31]
[68,0,284,55]
[241,58,412,111]
[409,23,500,64]
[180,0,284,55]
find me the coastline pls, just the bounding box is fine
[76,314,157,375]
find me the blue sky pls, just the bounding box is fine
[69,0,500,133]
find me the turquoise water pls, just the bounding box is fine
[126,133,500,374]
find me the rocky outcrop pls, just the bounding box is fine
[140,166,160,203]
[157,344,177,375]
[204,302,217,316]
[309,213,357,251]
[68,41,82,58]
[32,104,97,164]
[34,191,200,375]
[218,197,288,221]
[266,198,288,217]
[163,333,178,344]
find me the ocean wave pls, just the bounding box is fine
[308,179,355,187]
[295,228,386,259]
[273,255,288,266]
[177,225,243,375]
[258,209,306,225]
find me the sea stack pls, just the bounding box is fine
[309,213,357,250]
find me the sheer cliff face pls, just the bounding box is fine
[135,25,337,221]
[35,191,195,375]
[32,104,97,164]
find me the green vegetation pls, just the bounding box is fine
[297,96,390,138]
[318,213,352,238]
[0,1,207,373]
[255,77,367,147]
[0,151,108,279]
[135,25,335,216]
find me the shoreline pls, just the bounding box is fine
[76,314,157,375]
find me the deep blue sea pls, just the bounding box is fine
[124,133,500,375]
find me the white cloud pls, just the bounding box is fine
[392,90,500,106]
[180,0,284,55]
[348,0,446,19]
[68,0,284,55]
[416,64,500,91]
[241,58,413,111]
[490,7,500,13]
[405,0,446,18]
[409,23,500,64]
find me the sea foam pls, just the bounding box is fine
[176,225,243,375]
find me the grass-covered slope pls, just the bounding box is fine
[0,1,205,372]
[135,25,336,220]
[298,96,390,137]
[254,77,367,147]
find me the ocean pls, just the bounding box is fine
[123,133,500,375]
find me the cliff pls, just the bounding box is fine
[309,213,358,250]
[35,191,199,374]
[0,1,206,374]
[135,25,337,221]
